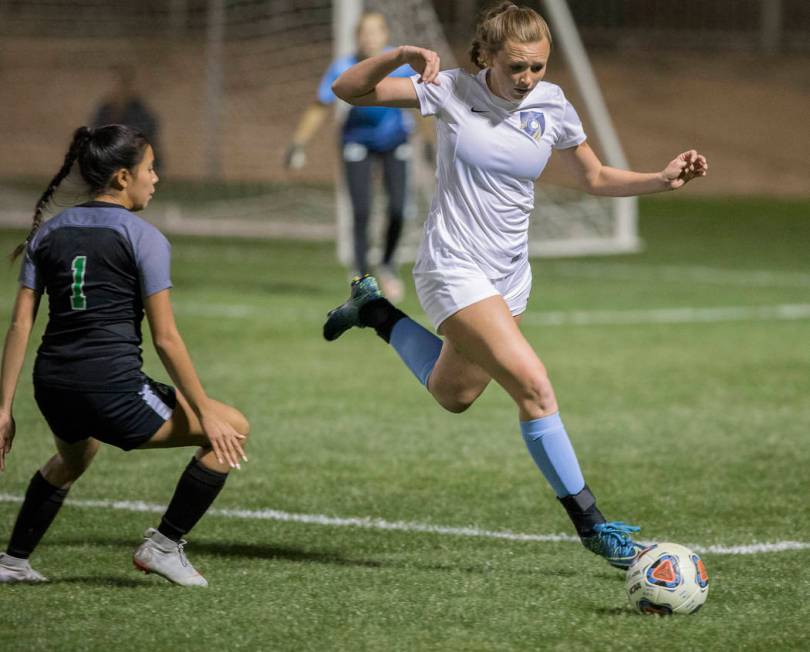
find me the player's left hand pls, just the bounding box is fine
[201,412,247,470]
[662,150,708,189]
[399,45,441,85]
[284,144,306,170]
[0,411,16,473]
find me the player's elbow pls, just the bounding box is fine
[331,78,353,103]
[580,169,606,195]
[7,317,34,337]
[152,329,184,356]
[332,78,370,105]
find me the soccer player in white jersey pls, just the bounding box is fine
[323,2,707,569]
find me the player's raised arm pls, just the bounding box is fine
[559,141,708,197]
[332,45,440,109]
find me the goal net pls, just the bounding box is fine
[0,0,638,259]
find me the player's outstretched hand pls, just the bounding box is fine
[400,45,441,85]
[662,150,708,189]
[201,413,247,470]
[284,144,306,170]
[0,411,16,472]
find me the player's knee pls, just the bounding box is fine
[515,370,558,415]
[432,386,480,414]
[42,447,97,487]
[438,396,473,414]
[229,408,250,440]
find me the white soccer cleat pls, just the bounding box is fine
[132,528,208,587]
[0,552,48,583]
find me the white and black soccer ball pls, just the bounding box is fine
[625,542,710,615]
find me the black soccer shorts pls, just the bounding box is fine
[34,376,177,451]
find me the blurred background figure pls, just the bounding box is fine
[91,65,162,170]
[284,12,417,302]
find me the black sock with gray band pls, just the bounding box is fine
[558,485,607,538]
[157,457,228,542]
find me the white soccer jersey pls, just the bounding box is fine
[410,68,587,278]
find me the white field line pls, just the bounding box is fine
[0,493,806,556]
[522,303,810,327]
[172,301,810,327]
[547,262,810,289]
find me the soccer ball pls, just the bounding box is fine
[625,542,709,615]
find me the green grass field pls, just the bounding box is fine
[1,196,809,651]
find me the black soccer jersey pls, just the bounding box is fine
[19,202,172,391]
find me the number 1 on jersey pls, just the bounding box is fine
[70,255,87,310]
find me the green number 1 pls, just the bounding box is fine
[70,255,87,310]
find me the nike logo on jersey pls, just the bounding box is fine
[470,107,489,113]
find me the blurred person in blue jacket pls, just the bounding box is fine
[285,12,421,302]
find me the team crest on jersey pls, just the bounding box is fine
[519,111,545,141]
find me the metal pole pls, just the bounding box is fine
[540,0,638,247]
[456,0,479,38]
[169,0,188,35]
[541,0,627,169]
[205,0,225,180]
[760,0,783,55]
[334,0,363,61]
[334,0,363,265]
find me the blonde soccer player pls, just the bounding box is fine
[323,2,707,569]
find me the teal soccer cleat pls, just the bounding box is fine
[323,274,384,341]
[582,521,643,570]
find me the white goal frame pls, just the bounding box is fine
[333,0,640,266]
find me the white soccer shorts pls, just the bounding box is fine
[413,255,532,330]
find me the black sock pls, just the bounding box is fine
[558,485,606,538]
[358,298,407,343]
[6,471,69,559]
[158,457,228,542]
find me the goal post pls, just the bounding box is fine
[332,0,364,268]
[539,0,640,257]
[0,0,640,260]
[332,0,641,266]
[332,0,459,270]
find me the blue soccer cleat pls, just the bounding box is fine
[581,521,644,570]
[323,274,384,341]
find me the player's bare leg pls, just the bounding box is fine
[424,339,492,412]
[325,281,641,569]
[440,296,642,569]
[439,297,556,420]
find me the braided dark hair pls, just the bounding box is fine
[10,126,92,261]
[469,2,552,70]
[11,124,149,261]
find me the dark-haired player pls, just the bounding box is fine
[0,125,249,587]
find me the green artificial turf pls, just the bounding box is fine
[0,196,808,650]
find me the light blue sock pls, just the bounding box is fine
[520,412,586,498]
[389,318,443,387]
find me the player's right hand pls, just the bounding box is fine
[399,46,441,85]
[284,144,306,170]
[201,413,247,470]
[0,411,16,472]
